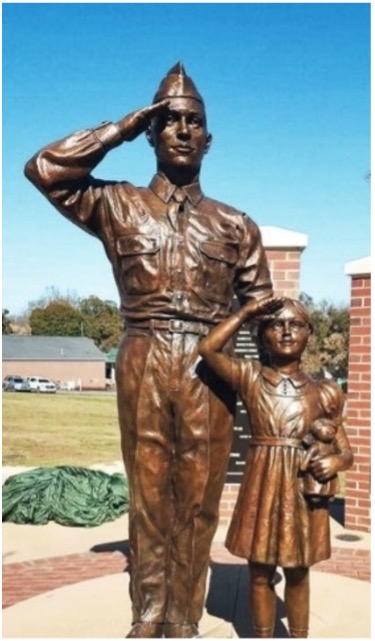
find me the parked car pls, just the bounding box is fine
[2,375,25,392]
[24,376,57,394]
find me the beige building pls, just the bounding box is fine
[2,336,107,390]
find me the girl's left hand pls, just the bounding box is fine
[309,455,340,481]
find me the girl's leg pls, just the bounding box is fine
[283,567,310,638]
[249,562,277,638]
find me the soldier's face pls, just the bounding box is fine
[148,98,211,172]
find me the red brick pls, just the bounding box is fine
[265,250,289,260]
[351,298,364,307]
[350,335,366,345]
[347,472,371,483]
[345,481,358,489]
[347,399,371,409]
[351,287,371,297]
[351,306,371,317]
[349,437,371,447]
[347,381,371,392]
[272,260,300,270]
[351,278,370,289]
[270,270,288,280]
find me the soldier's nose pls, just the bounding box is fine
[177,129,190,140]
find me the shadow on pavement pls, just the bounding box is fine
[91,539,130,556]
[329,497,345,526]
[206,562,289,638]
[90,541,292,637]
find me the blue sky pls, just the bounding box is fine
[3,2,370,315]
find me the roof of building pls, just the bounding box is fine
[260,225,308,249]
[2,336,106,362]
[106,347,119,364]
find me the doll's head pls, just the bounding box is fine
[310,417,338,443]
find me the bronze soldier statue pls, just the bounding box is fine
[25,63,273,638]
[199,296,354,638]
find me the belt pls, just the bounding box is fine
[249,436,303,449]
[125,318,213,336]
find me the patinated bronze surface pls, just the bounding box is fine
[24,63,273,638]
[199,296,354,638]
[300,417,340,499]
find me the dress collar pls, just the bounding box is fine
[261,366,311,389]
[149,172,204,207]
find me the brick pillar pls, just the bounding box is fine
[261,225,308,298]
[218,226,308,527]
[343,257,371,532]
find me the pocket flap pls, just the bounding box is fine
[200,241,238,265]
[116,235,160,256]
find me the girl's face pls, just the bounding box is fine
[261,308,311,362]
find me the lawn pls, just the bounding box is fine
[2,392,123,467]
[2,391,348,497]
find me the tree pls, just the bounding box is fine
[27,286,80,311]
[79,296,123,351]
[299,293,349,380]
[29,301,83,336]
[2,309,13,334]
[27,293,123,351]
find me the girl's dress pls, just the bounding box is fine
[225,359,344,568]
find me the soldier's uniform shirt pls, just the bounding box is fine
[25,121,271,321]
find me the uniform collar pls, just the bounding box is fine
[149,172,204,207]
[261,366,311,389]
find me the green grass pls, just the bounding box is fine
[2,392,349,498]
[2,392,122,467]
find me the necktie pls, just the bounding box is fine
[167,188,187,231]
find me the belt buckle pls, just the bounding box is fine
[169,319,185,333]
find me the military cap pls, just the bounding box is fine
[153,62,204,105]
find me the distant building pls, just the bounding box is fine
[106,347,118,385]
[2,336,106,390]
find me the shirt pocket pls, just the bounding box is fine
[200,240,239,304]
[116,234,161,295]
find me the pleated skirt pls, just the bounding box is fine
[225,445,331,568]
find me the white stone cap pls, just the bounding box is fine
[344,256,371,277]
[260,225,308,250]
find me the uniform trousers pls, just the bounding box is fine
[116,327,235,624]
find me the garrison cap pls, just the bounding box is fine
[153,62,205,106]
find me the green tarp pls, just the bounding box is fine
[2,466,129,527]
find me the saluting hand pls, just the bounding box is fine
[242,295,284,321]
[116,100,170,142]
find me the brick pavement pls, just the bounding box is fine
[2,545,370,610]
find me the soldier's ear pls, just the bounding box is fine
[146,127,154,147]
[204,133,212,154]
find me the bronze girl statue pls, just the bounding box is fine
[199,295,353,638]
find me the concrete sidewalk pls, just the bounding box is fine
[2,465,371,638]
